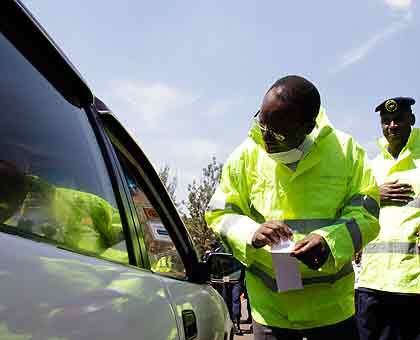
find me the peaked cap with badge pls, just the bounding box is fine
[375,97,416,114]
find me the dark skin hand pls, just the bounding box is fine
[379,180,414,205]
[251,220,293,248]
[251,221,330,270]
[291,234,330,270]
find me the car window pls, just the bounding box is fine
[0,32,129,264]
[115,151,186,279]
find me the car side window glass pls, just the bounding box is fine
[0,33,129,264]
[115,152,186,279]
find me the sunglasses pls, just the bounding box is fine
[254,111,286,143]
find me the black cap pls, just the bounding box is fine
[375,97,415,114]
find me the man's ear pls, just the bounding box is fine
[410,114,415,126]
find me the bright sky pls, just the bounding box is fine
[22,0,419,201]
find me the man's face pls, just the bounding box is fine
[258,86,313,153]
[380,110,413,146]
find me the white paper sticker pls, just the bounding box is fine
[270,240,303,292]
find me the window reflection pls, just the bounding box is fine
[0,32,128,264]
[116,154,186,279]
[0,160,127,263]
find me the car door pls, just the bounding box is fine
[99,111,233,340]
[0,3,180,339]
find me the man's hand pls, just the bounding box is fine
[380,180,414,205]
[251,220,293,248]
[291,234,330,270]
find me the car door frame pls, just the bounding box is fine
[94,109,206,282]
[93,109,233,340]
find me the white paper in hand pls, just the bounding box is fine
[270,240,303,292]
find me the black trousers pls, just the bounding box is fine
[252,316,359,340]
[356,289,420,340]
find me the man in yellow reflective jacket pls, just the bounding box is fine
[205,75,379,339]
[0,160,127,263]
[357,97,420,340]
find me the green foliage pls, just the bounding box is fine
[158,164,179,208]
[158,157,223,258]
[182,156,223,257]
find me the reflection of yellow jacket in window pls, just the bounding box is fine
[151,253,185,277]
[16,176,127,262]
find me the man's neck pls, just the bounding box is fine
[388,140,408,159]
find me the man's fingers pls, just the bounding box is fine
[389,194,414,201]
[252,233,270,248]
[292,240,313,257]
[391,198,413,203]
[266,227,282,243]
[389,184,413,191]
[252,221,295,248]
[382,197,413,205]
[292,239,308,252]
[393,186,414,193]
[276,227,293,241]
[292,237,329,270]
[292,241,320,269]
[261,221,293,241]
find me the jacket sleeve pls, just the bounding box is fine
[205,152,260,267]
[312,139,380,273]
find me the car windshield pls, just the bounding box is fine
[0,32,128,263]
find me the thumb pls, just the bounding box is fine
[292,239,307,253]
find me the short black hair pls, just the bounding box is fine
[269,75,320,122]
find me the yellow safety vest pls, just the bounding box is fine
[205,108,379,329]
[16,176,126,262]
[358,128,420,294]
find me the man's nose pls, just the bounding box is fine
[389,120,398,128]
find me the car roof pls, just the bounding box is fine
[2,0,93,107]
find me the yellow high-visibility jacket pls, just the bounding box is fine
[205,108,379,329]
[15,176,127,262]
[358,128,420,294]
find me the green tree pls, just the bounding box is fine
[158,164,179,207]
[182,156,223,257]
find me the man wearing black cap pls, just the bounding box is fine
[356,97,420,339]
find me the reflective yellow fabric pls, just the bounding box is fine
[205,108,379,329]
[16,176,127,262]
[358,128,420,294]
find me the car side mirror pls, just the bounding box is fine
[206,252,243,284]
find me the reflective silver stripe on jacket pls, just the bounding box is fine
[211,203,245,250]
[247,262,354,292]
[364,242,420,255]
[219,214,246,237]
[208,198,245,215]
[217,214,243,253]
[406,198,420,209]
[349,194,380,218]
[285,219,347,234]
[207,197,227,211]
[286,218,362,253]
[212,202,363,253]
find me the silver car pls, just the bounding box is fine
[0,1,237,339]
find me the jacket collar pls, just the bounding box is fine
[377,128,420,160]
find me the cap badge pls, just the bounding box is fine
[385,99,398,112]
